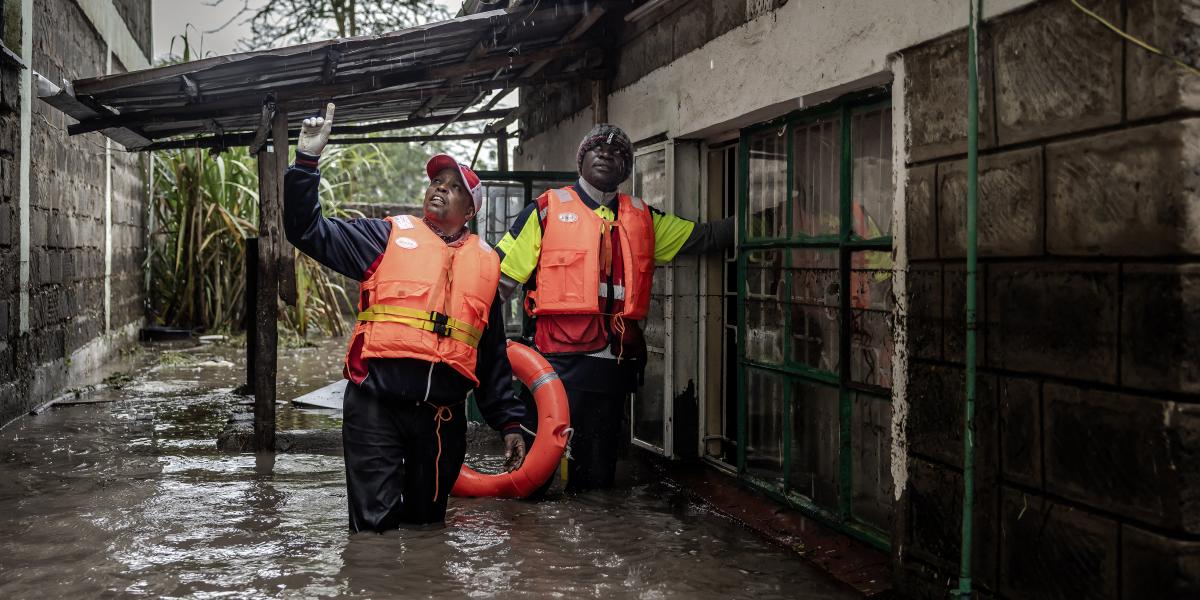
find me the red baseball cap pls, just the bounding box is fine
[425,153,483,212]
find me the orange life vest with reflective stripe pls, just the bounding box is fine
[347,215,500,385]
[529,187,655,320]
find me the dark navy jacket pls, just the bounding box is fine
[283,156,523,433]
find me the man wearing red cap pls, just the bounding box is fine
[283,103,526,532]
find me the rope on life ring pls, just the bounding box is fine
[451,340,570,498]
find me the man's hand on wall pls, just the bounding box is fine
[298,102,335,156]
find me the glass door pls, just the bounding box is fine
[630,141,673,456]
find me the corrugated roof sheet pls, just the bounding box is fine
[49,1,613,150]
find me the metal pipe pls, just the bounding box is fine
[958,0,981,598]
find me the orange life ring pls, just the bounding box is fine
[451,340,570,498]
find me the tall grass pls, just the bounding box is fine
[147,146,258,331]
[147,142,401,337]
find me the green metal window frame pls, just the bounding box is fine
[735,89,893,550]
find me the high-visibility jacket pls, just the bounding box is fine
[529,187,655,321]
[347,215,500,385]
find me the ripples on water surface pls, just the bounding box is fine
[0,339,853,599]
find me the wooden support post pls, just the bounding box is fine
[497,129,508,172]
[274,107,297,306]
[253,107,283,451]
[244,237,258,390]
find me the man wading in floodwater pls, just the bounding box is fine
[496,124,735,492]
[283,103,527,532]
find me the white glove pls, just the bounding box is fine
[297,102,335,156]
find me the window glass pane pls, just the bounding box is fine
[850,250,894,388]
[789,380,840,511]
[788,249,840,373]
[744,250,784,364]
[746,129,787,239]
[852,392,894,532]
[633,149,668,210]
[792,117,842,238]
[746,368,786,486]
[851,107,893,239]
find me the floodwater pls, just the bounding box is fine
[0,338,856,599]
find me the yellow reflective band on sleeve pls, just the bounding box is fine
[356,305,482,347]
[651,211,696,263]
[497,210,542,284]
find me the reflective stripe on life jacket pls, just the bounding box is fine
[529,187,655,320]
[347,215,500,385]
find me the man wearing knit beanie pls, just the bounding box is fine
[496,123,735,494]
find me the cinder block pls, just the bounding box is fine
[1122,525,1200,599]
[0,67,20,113]
[672,0,712,60]
[938,147,1043,258]
[993,0,1122,144]
[1122,264,1200,394]
[907,262,942,361]
[1000,488,1118,600]
[904,31,996,162]
[985,263,1118,383]
[1044,383,1200,531]
[711,0,748,38]
[1047,119,1200,256]
[998,376,1041,489]
[943,262,985,365]
[907,361,997,474]
[906,456,999,589]
[0,204,10,247]
[906,164,937,260]
[1126,0,1200,120]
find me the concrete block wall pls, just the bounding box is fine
[0,0,150,426]
[518,0,751,141]
[896,1,1200,598]
[0,21,21,409]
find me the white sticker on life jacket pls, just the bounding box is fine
[478,237,493,252]
[395,237,418,249]
[558,212,579,223]
[393,215,415,229]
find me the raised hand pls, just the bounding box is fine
[297,102,335,156]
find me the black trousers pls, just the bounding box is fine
[342,382,467,532]
[523,385,626,493]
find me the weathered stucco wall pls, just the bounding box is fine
[516,0,1035,170]
[898,1,1200,597]
[0,0,149,426]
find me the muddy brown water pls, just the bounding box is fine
[0,338,856,599]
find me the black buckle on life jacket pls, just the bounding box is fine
[429,311,450,336]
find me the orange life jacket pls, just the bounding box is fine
[529,187,655,321]
[347,215,500,385]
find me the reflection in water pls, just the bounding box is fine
[0,339,853,599]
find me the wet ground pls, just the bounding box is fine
[0,338,857,599]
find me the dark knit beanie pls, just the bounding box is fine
[576,123,633,179]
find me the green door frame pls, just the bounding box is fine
[735,88,894,550]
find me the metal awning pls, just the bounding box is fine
[37,1,615,151]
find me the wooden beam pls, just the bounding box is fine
[141,131,499,151]
[320,47,342,85]
[273,107,297,308]
[247,101,273,155]
[592,79,608,124]
[519,5,607,79]
[253,121,281,452]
